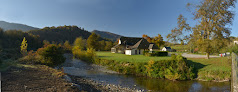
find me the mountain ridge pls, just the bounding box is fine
[0,21,39,31]
[92,30,122,41]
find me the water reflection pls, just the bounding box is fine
[133,76,230,92]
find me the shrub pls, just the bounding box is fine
[72,47,96,63]
[144,51,168,56]
[18,50,41,64]
[37,44,65,67]
[85,48,96,62]
[228,45,238,54]
[94,54,194,80]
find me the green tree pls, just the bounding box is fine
[43,40,50,47]
[73,37,85,50]
[20,37,28,56]
[99,40,106,51]
[37,44,65,66]
[167,14,191,43]
[189,0,236,59]
[63,40,72,52]
[87,33,99,50]
[105,41,114,51]
[152,34,165,47]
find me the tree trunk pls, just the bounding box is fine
[206,53,210,59]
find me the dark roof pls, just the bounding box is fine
[112,44,124,48]
[113,36,159,50]
[131,38,150,49]
[120,37,142,46]
[164,47,171,49]
[149,44,159,49]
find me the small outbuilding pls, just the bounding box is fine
[234,41,238,45]
[161,47,172,52]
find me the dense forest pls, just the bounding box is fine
[0,25,115,60]
[28,26,94,44]
[0,28,42,50]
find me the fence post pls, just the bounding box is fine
[232,52,238,92]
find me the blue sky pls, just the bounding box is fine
[0,0,237,40]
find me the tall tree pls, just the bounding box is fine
[105,41,114,51]
[152,34,165,47]
[99,40,106,51]
[63,40,72,52]
[143,34,165,47]
[73,37,85,50]
[190,0,236,59]
[20,37,28,56]
[87,33,100,50]
[143,34,152,43]
[167,14,191,43]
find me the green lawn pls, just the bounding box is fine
[170,45,189,52]
[96,52,171,62]
[96,52,231,71]
[187,57,231,72]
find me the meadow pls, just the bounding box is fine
[96,51,171,63]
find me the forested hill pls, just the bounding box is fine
[0,21,39,31]
[92,30,122,41]
[27,26,111,44]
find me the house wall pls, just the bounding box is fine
[126,49,144,55]
[234,41,238,45]
[111,48,116,53]
[138,49,144,55]
[125,50,131,55]
[162,47,166,51]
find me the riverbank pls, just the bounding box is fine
[1,64,79,92]
[96,52,231,82]
[69,75,144,92]
[64,54,230,91]
[62,54,145,91]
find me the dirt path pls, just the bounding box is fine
[182,53,220,58]
[1,65,79,92]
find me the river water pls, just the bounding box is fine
[63,55,230,92]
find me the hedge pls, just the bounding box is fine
[143,51,168,56]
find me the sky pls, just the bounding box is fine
[0,0,237,40]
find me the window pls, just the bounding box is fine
[135,50,137,54]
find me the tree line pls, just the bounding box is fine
[166,0,237,59]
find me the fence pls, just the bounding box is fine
[232,52,238,92]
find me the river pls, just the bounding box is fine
[62,54,230,92]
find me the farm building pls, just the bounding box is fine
[161,47,172,52]
[111,37,159,55]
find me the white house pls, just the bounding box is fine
[161,47,172,52]
[111,37,159,55]
[234,41,238,45]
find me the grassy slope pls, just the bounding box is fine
[187,57,231,72]
[96,52,171,63]
[187,57,231,81]
[170,45,189,52]
[96,52,231,81]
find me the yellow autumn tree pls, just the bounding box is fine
[20,37,28,56]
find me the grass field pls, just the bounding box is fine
[96,52,171,62]
[170,45,189,52]
[187,57,231,72]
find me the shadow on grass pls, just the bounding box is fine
[97,56,112,58]
[186,60,207,78]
